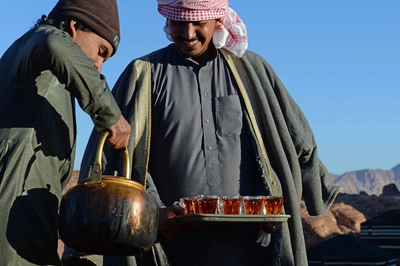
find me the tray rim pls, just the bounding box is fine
[175,214,291,223]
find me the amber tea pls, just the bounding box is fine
[192,195,203,214]
[198,195,219,214]
[221,196,241,215]
[181,197,195,214]
[263,196,284,215]
[242,196,263,215]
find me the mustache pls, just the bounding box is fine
[179,37,199,42]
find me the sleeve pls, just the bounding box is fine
[267,69,341,215]
[266,62,341,216]
[145,173,166,208]
[31,28,121,131]
[240,51,341,216]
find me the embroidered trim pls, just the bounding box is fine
[220,48,278,196]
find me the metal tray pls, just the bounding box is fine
[175,214,290,223]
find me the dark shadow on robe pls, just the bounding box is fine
[7,187,61,265]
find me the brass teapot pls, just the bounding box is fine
[58,131,159,256]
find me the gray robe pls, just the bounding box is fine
[0,24,121,265]
[74,45,341,265]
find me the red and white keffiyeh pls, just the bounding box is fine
[157,0,248,57]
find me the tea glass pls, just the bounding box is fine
[180,197,195,214]
[262,196,284,215]
[221,195,242,215]
[197,195,219,214]
[242,196,263,215]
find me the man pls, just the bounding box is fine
[69,0,341,265]
[0,0,131,265]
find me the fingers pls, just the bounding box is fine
[159,206,198,239]
[256,222,281,234]
[159,206,183,238]
[105,115,131,149]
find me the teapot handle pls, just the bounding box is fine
[90,131,131,182]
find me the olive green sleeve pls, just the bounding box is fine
[32,27,121,130]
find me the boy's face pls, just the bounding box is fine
[70,20,113,72]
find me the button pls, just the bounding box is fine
[208,146,213,150]
[92,114,98,119]
[203,91,208,96]
[206,119,211,123]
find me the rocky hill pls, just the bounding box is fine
[302,183,400,248]
[331,163,400,195]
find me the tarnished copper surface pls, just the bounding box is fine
[58,132,159,256]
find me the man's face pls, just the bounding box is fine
[168,19,217,63]
[70,21,113,73]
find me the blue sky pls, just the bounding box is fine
[1,1,399,175]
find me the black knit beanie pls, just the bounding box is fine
[48,0,120,56]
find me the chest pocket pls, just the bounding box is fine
[215,95,242,137]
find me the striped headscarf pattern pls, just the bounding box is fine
[157,0,248,57]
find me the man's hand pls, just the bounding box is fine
[257,222,282,234]
[105,115,131,149]
[158,205,200,239]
